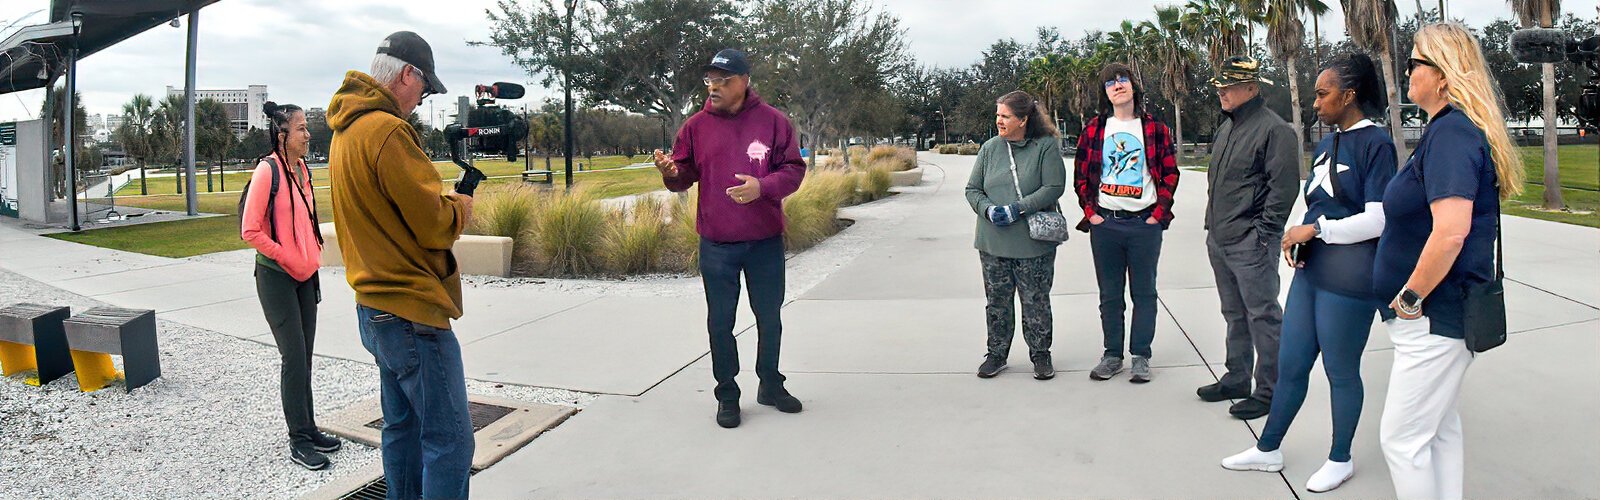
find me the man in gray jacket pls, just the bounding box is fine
[1197,56,1300,420]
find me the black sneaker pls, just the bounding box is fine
[1031,353,1055,380]
[1196,382,1250,402]
[308,431,342,453]
[290,442,330,471]
[756,387,803,413]
[716,401,741,428]
[976,355,1007,378]
[1229,398,1271,420]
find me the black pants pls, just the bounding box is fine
[1089,215,1164,359]
[255,263,321,445]
[700,236,786,402]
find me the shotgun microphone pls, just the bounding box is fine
[1510,28,1574,64]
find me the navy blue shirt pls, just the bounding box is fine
[1302,122,1396,225]
[1373,105,1501,338]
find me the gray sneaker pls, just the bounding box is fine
[1089,356,1124,380]
[1130,356,1151,383]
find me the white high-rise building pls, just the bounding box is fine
[103,114,124,133]
[166,84,268,137]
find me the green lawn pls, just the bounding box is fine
[46,215,253,257]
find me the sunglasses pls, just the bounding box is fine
[1405,57,1439,77]
[1104,75,1131,89]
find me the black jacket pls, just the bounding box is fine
[1204,95,1301,246]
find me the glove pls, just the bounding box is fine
[988,204,1020,226]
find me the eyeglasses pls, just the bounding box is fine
[1104,75,1131,89]
[703,75,740,87]
[411,66,438,98]
[1405,58,1439,77]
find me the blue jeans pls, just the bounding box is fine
[1255,273,1380,462]
[699,236,787,402]
[357,305,474,500]
[1089,214,1163,359]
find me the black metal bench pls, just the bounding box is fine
[521,169,554,184]
[0,303,74,386]
[63,307,160,392]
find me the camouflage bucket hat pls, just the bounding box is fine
[1209,56,1274,87]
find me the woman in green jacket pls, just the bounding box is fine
[964,90,1068,380]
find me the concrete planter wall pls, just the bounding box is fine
[889,166,923,187]
[319,223,514,278]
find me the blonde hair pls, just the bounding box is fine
[1413,23,1524,200]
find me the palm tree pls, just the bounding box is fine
[1264,0,1329,174]
[1105,20,1153,77]
[1511,0,1564,209]
[1143,6,1198,158]
[1023,53,1074,128]
[1342,0,1405,163]
[115,94,155,195]
[1183,0,1249,66]
[154,94,187,194]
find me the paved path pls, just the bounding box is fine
[1,152,1595,498]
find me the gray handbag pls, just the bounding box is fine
[1006,143,1070,243]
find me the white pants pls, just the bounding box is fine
[1380,316,1473,500]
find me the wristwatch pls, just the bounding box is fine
[1311,220,1323,237]
[1396,288,1424,316]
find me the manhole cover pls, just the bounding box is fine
[364,401,516,432]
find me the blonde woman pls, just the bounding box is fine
[1373,23,1524,500]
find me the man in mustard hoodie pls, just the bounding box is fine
[327,31,475,499]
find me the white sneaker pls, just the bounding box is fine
[1306,460,1354,493]
[1221,446,1284,472]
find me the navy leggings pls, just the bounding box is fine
[1255,273,1381,462]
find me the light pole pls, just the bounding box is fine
[562,0,577,190]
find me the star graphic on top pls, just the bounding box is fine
[1306,151,1351,196]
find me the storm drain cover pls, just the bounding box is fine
[363,401,517,432]
[338,469,480,500]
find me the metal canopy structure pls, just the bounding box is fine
[0,0,221,230]
[2,1,219,94]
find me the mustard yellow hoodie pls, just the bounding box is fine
[327,71,468,329]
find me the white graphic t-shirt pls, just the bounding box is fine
[1097,116,1156,212]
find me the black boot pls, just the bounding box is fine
[716,401,741,428]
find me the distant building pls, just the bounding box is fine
[166,84,268,137]
[103,114,123,133]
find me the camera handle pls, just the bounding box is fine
[444,124,489,197]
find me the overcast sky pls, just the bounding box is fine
[2,0,1595,128]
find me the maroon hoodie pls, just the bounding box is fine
[665,89,806,243]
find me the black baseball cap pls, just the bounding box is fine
[702,49,750,75]
[377,31,447,94]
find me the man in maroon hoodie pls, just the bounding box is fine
[653,48,806,429]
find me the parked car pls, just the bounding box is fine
[1060,135,1078,156]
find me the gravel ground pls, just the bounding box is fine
[0,269,595,500]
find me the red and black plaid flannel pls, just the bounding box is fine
[1073,113,1180,227]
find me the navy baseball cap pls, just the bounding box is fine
[702,49,750,75]
[377,31,448,94]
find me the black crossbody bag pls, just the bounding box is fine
[1299,131,1380,298]
[1416,144,1508,353]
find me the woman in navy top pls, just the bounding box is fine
[1375,24,1525,500]
[1220,53,1394,493]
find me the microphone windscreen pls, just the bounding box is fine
[492,82,526,99]
[1510,28,1569,64]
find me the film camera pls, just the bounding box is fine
[445,82,529,196]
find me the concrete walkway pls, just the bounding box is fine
[1,152,1596,498]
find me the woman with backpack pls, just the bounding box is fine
[240,101,341,470]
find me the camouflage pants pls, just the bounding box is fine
[979,250,1056,360]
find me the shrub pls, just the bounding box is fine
[936,144,959,154]
[784,169,852,251]
[533,189,606,276]
[663,191,700,273]
[846,145,870,169]
[865,145,916,172]
[957,142,981,155]
[603,195,668,274]
[468,184,545,261]
[859,163,893,202]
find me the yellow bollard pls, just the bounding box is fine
[69,349,122,392]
